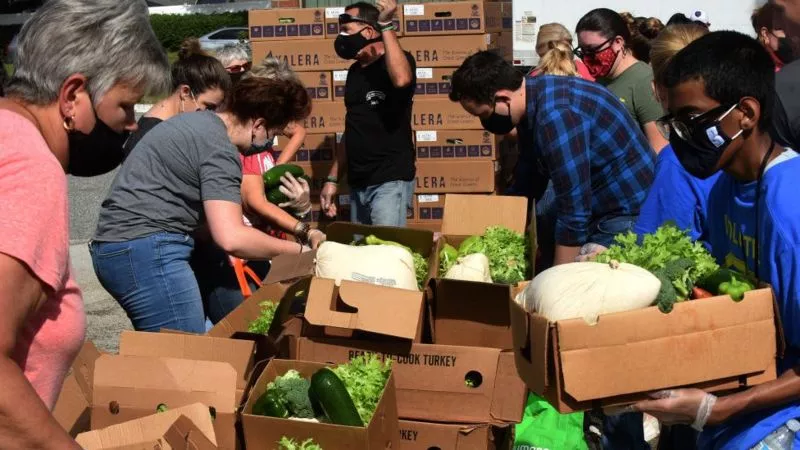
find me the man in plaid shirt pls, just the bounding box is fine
[450,51,656,267]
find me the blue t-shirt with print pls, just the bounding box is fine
[698,153,800,450]
[634,144,720,241]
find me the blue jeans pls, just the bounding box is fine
[90,232,206,333]
[350,179,415,226]
[190,239,270,324]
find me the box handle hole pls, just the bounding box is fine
[434,12,452,17]
[465,370,483,388]
[209,406,217,421]
[109,401,120,415]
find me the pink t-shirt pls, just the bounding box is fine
[0,110,86,410]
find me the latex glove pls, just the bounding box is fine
[320,182,338,218]
[627,389,718,431]
[576,242,608,262]
[377,0,397,23]
[278,172,311,216]
[308,229,326,250]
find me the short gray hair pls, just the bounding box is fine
[6,0,170,105]
[247,57,298,82]
[215,43,251,67]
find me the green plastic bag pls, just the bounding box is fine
[513,393,588,450]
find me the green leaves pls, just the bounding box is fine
[332,354,392,424]
[247,301,278,335]
[455,226,529,284]
[278,437,323,450]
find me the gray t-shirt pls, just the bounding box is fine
[773,60,800,150]
[94,111,242,242]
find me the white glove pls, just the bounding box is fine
[278,172,311,216]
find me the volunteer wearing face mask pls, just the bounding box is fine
[320,0,416,226]
[576,8,668,153]
[123,38,230,156]
[91,77,313,334]
[632,32,800,450]
[753,3,796,72]
[0,1,169,447]
[216,42,252,85]
[770,0,800,150]
[449,51,655,267]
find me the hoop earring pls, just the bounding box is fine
[62,115,76,132]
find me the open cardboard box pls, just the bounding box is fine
[294,337,525,424]
[398,420,511,450]
[510,288,782,413]
[90,355,238,450]
[77,403,217,450]
[241,359,400,450]
[53,341,102,437]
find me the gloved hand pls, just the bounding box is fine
[320,182,338,218]
[576,242,608,262]
[627,389,719,431]
[308,229,326,250]
[278,172,311,216]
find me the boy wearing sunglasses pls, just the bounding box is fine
[632,31,800,450]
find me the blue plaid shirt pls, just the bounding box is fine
[513,75,656,245]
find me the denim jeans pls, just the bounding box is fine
[350,179,415,226]
[190,239,270,324]
[90,232,206,333]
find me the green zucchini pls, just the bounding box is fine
[263,164,305,189]
[251,391,289,418]
[309,368,363,427]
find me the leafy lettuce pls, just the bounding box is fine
[248,301,278,334]
[278,438,323,450]
[456,226,529,284]
[332,353,392,424]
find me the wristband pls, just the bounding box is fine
[378,21,397,32]
[325,175,339,185]
[294,221,311,243]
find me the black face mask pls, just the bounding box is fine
[775,37,796,64]
[67,107,129,177]
[669,104,743,179]
[242,131,274,156]
[334,28,381,60]
[480,100,515,135]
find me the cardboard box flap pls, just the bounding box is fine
[325,222,435,257]
[442,195,527,235]
[92,355,237,414]
[74,340,103,397]
[509,299,550,393]
[431,279,514,349]
[263,250,317,285]
[556,289,777,402]
[119,331,255,393]
[305,278,424,340]
[77,403,216,449]
[163,415,218,450]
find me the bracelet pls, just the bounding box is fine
[325,175,339,185]
[378,21,396,32]
[299,242,304,254]
[294,221,311,244]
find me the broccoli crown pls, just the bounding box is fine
[268,370,315,419]
[663,258,694,280]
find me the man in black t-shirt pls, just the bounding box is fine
[320,0,416,226]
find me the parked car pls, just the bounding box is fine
[198,27,248,52]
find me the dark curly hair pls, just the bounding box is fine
[228,76,311,130]
[449,51,524,104]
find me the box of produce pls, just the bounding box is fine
[511,224,781,413]
[241,357,399,450]
[398,420,511,450]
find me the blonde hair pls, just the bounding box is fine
[650,23,709,83]
[246,57,298,82]
[536,23,573,56]
[537,41,579,77]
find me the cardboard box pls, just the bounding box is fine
[248,8,326,41]
[77,404,217,450]
[273,133,336,163]
[90,355,238,450]
[54,342,102,437]
[400,34,508,67]
[412,194,445,223]
[398,420,510,450]
[304,101,346,133]
[295,338,524,424]
[332,69,348,100]
[415,129,498,160]
[241,359,400,450]
[510,288,780,413]
[293,161,350,195]
[117,331,257,406]
[414,67,456,98]
[415,160,496,194]
[298,71,333,102]
[412,99,482,130]
[324,6,403,38]
[252,40,351,72]
[402,2,510,36]
[407,221,442,233]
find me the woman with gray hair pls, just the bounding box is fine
[216,42,252,83]
[0,0,169,447]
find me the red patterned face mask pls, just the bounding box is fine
[582,46,619,79]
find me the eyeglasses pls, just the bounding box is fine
[657,103,737,142]
[573,37,613,59]
[225,62,252,74]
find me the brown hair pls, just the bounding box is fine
[171,38,231,95]
[650,23,709,84]
[536,23,573,55]
[537,41,579,77]
[639,17,664,40]
[751,3,782,34]
[227,76,310,129]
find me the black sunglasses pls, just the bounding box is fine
[573,37,614,59]
[338,13,375,27]
[656,103,737,142]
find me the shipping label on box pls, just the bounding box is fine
[401,34,509,67]
[249,9,325,41]
[415,160,495,194]
[332,70,348,100]
[297,71,333,101]
[402,2,509,36]
[304,101,346,133]
[325,6,403,38]
[412,99,482,130]
[273,133,336,163]
[414,67,456,97]
[415,130,498,160]
[253,40,351,72]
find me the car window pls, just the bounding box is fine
[210,29,246,40]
